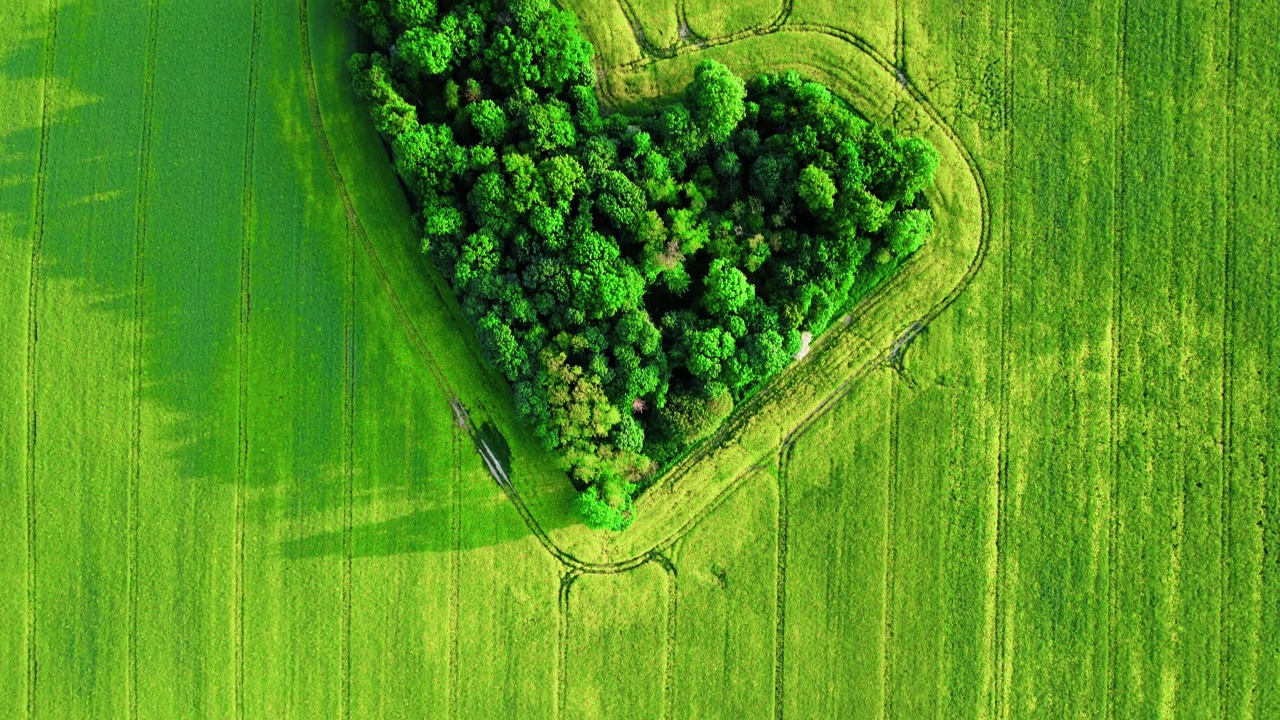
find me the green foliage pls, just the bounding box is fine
[687,59,747,144]
[702,258,754,316]
[885,208,933,255]
[574,481,635,531]
[469,99,507,145]
[400,25,453,76]
[344,0,936,528]
[797,164,836,215]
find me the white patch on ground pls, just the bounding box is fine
[794,331,813,360]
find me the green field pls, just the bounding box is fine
[2,0,1277,717]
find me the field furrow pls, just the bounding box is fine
[1223,1,1280,716]
[780,369,893,717]
[1104,1,1128,717]
[995,2,1015,715]
[125,0,158,715]
[1000,1,1119,715]
[1110,1,1232,716]
[29,0,152,713]
[0,1,56,716]
[132,0,256,715]
[234,1,262,716]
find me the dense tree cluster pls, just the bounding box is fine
[342,0,938,530]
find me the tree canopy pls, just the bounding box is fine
[341,0,938,530]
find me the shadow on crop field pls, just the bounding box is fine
[11,0,564,570]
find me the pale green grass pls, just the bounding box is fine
[627,0,680,50]
[564,563,670,718]
[3,0,1278,717]
[669,467,777,717]
[789,0,896,59]
[682,0,781,39]
[781,369,893,718]
[28,0,149,714]
[0,1,46,715]
[132,0,250,715]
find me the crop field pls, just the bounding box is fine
[1,0,1277,719]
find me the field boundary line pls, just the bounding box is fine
[128,0,162,716]
[235,0,262,714]
[341,217,355,720]
[773,444,791,719]
[882,378,900,720]
[323,16,989,570]
[653,553,678,720]
[1105,2,1128,719]
[1218,0,1247,713]
[26,1,60,715]
[556,571,578,720]
[894,0,904,70]
[448,421,461,720]
[993,2,1014,717]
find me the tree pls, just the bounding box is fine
[687,60,747,144]
[574,482,634,531]
[469,99,507,145]
[885,208,933,255]
[797,164,837,215]
[539,155,586,204]
[894,137,940,205]
[346,11,942,530]
[525,101,577,153]
[389,0,435,28]
[399,25,452,75]
[702,258,755,316]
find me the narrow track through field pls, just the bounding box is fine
[25,2,60,715]
[127,1,161,717]
[298,0,991,581]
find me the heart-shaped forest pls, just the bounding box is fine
[341,0,938,530]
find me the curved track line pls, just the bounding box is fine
[26,2,60,715]
[590,25,994,564]
[609,26,994,568]
[309,8,991,573]
[295,0,454,399]
[128,1,161,717]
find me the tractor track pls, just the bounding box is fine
[653,552,679,720]
[1105,1,1129,718]
[26,1,60,715]
[773,444,791,719]
[234,0,262,715]
[993,2,1015,717]
[128,0,161,717]
[308,5,991,576]
[341,216,356,720]
[1218,0,1239,714]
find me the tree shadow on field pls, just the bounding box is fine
[278,405,577,559]
[10,0,575,565]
